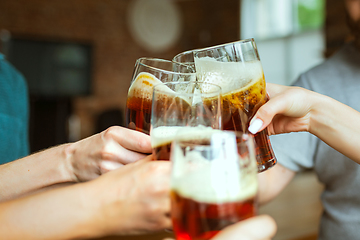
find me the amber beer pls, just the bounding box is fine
[151,125,215,160]
[221,75,275,168]
[170,130,258,240]
[151,126,182,160]
[126,72,163,135]
[170,136,258,240]
[196,57,276,172]
[151,82,221,160]
[150,88,192,160]
[171,191,256,240]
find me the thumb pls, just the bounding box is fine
[212,215,277,240]
[248,92,289,134]
[248,83,294,134]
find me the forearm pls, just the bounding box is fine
[257,164,295,205]
[310,93,360,164]
[0,182,101,240]
[0,144,75,201]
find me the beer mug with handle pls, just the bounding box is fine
[151,81,222,160]
[170,130,258,240]
[126,58,195,135]
[191,38,277,172]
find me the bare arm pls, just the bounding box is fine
[0,157,171,239]
[0,126,152,201]
[0,144,72,202]
[250,83,360,164]
[249,83,360,204]
[257,163,295,204]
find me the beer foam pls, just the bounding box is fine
[150,125,218,148]
[172,162,258,203]
[127,72,164,101]
[151,126,184,148]
[194,57,264,94]
[171,130,258,203]
[128,72,193,105]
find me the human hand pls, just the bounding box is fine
[248,83,317,135]
[211,215,277,240]
[89,155,171,236]
[163,215,276,240]
[65,126,152,182]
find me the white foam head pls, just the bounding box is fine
[151,126,184,148]
[171,130,258,203]
[128,72,194,106]
[150,125,217,148]
[194,57,263,94]
[127,72,163,101]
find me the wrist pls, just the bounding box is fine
[63,142,80,182]
[308,92,334,136]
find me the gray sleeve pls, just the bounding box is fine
[270,132,318,172]
[269,73,319,172]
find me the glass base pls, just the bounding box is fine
[257,157,277,173]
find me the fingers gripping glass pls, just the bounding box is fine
[191,38,277,172]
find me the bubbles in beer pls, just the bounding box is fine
[194,57,264,94]
[151,126,185,149]
[172,163,257,204]
[151,125,218,152]
[126,72,164,134]
[127,72,163,103]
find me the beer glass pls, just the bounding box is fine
[173,49,196,69]
[126,58,195,135]
[151,81,222,160]
[170,130,258,240]
[192,38,277,172]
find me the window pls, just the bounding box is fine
[242,0,324,40]
[241,0,325,85]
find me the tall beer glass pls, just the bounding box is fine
[173,49,196,69]
[170,130,258,240]
[126,58,195,135]
[151,81,222,160]
[192,39,277,172]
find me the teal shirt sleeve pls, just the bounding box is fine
[0,53,29,164]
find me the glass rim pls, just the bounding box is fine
[193,38,255,55]
[152,81,222,97]
[172,49,199,63]
[136,57,196,76]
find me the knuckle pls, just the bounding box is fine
[137,137,147,149]
[102,126,117,138]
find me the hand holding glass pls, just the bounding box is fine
[192,38,277,172]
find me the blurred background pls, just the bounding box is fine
[0,0,352,239]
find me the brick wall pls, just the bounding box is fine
[0,0,239,139]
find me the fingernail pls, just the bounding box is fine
[248,118,263,134]
[101,160,123,171]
